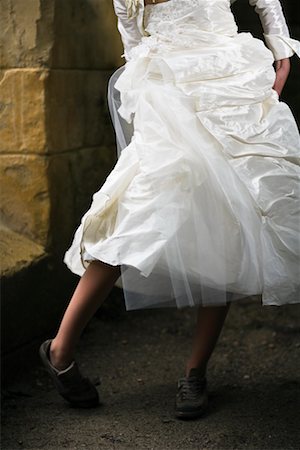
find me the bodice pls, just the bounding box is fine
[144,0,238,37]
[113,0,299,62]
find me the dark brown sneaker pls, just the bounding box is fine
[39,339,100,408]
[175,368,208,419]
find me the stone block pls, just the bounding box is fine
[50,0,123,69]
[0,0,122,70]
[47,145,117,255]
[0,0,55,68]
[0,154,50,245]
[45,69,116,153]
[0,69,48,153]
[0,225,46,277]
[67,145,117,220]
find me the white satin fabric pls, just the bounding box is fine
[114,0,300,61]
[63,0,300,310]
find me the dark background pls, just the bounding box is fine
[232,0,300,125]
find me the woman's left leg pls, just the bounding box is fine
[50,260,121,370]
[39,260,121,408]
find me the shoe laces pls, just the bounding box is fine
[177,375,206,401]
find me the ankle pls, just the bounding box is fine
[185,362,207,378]
[49,339,74,371]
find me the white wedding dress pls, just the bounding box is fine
[64,0,300,310]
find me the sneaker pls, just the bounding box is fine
[39,339,100,408]
[175,368,208,419]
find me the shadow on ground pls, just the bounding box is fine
[2,292,300,449]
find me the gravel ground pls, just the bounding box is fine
[2,292,300,450]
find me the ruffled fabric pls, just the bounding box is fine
[64,0,300,310]
[248,0,298,60]
[264,33,300,60]
[125,0,140,18]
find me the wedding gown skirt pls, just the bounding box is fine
[64,0,300,310]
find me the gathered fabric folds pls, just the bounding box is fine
[63,0,300,310]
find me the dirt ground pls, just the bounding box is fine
[2,291,300,450]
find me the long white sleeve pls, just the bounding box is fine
[248,0,300,60]
[113,0,144,62]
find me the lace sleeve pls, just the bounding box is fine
[248,0,300,60]
[113,0,144,62]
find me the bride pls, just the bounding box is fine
[39,0,300,419]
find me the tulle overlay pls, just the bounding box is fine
[64,0,300,309]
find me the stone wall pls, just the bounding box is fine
[0,0,124,357]
[1,0,123,255]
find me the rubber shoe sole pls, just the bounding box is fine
[175,397,208,420]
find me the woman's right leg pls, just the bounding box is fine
[50,260,121,371]
[185,302,231,377]
[175,299,231,419]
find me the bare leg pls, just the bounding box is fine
[50,260,121,370]
[185,301,231,377]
